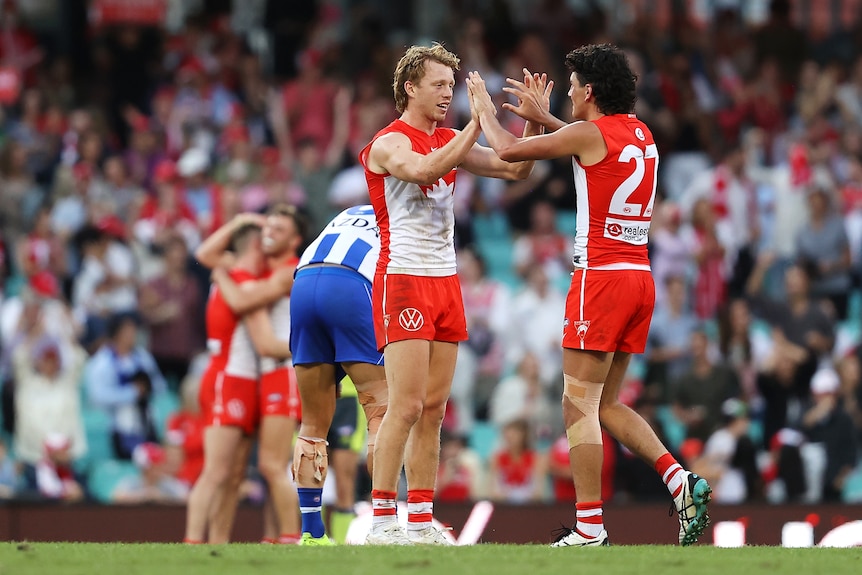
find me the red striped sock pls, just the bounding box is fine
[183,538,204,545]
[278,533,301,544]
[407,489,434,532]
[655,453,685,498]
[372,489,398,528]
[575,501,604,538]
[260,537,277,544]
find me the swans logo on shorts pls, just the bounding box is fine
[398,308,425,331]
[573,320,591,343]
[227,399,246,419]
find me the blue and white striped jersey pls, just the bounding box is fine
[297,205,380,283]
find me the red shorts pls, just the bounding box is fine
[563,268,655,353]
[373,273,468,350]
[199,362,226,425]
[211,374,259,435]
[260,366,302,420]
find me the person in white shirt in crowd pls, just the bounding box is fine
[507,261,566,386]
[13,327,87,470]
[113,442,189,504]
[72,224,138,350]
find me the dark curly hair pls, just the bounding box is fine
[565,44,637,116]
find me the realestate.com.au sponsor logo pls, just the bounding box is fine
[604,217,650,245]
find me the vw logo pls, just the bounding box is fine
[398,308,425,331]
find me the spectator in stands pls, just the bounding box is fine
[34,432,85,503]
[717,298,774,401]
[746,252,836,417]
[452,246,511,432]
[177,146,222,239]
[671,329,741,441]
[139,234,204,389]
[795,186,853,320]
[649,201,692,307]
[644,275,700,402]
[801,366,858,501]
[489,351,557,446]
[436,431,484,503]
[133,160,200,252]
[12,327,87,470]
[512,199,571,283]
[547,430,616,504]
[686,197,729,319]
[762,428,808,503]
[508,262,565,385]
[112,442,188,504]
[488,419,546,504]
[17,205,66,284]
[0,140,44,246]
[690,398,761,503]
[72,225,138,350]
[84,313,165,460]
[164,369,206,491]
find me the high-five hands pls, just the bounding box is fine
[501,68,554,124]
[466,71,497,121]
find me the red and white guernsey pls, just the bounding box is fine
[205,268,257,373]
[259,257,299,373]
[572,114,658,271]
[360,119,458,276]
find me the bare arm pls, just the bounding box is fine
[212,265,294,315]
[366,121,482,186]
[244,308,291,360]
[468,70,602,163]
[194,213,266,269]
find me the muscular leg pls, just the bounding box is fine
[562,348,612,504]
[208,435,252,544]
[258,414,300,538]
[598,352,669,464]
[292,363,337,540]
[343,361,387,475]
[403,341,457,491]
[184,425,243,542]
[372,339,430,494]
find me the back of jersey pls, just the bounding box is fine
[297,205,380,283]
[571,113,658,270]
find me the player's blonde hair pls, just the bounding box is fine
[392,43,460,113]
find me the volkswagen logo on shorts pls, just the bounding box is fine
[398,308,425,331]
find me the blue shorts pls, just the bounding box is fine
[290,266,384,366]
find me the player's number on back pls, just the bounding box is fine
[608,143,658,218]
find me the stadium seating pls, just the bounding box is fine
[88,459,138,503]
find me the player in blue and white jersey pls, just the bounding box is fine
[289,205,388,545]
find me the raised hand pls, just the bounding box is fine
[502,67,554,124]
[466,71,497,122]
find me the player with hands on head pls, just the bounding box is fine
[466,44,711,547]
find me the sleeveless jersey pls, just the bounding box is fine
[297,205,380,283]
[572,114,658,271]
[260,256,299,373]
[206,268,257,376]
[359,119,458,276]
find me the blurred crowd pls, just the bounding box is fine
[0,0,861,507]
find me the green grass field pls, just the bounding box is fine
[1,543,861,575]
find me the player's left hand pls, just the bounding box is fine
[503,67,554,121]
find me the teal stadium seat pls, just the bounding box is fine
[468,421,499,462]
[82,407,115,465]
[88,459,139,503]
[556,210,578,237]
